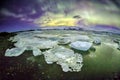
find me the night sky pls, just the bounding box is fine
[0,0,120,32]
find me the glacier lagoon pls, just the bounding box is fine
[1,30,120,80]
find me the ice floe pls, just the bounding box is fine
[43,46,83,72]
[93,37,101,45]
[70,41,92,51]
[5,47,26,57]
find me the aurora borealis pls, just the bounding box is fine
[0,0,120,32]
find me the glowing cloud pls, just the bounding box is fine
[34,1,120,27]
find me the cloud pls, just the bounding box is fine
[34,0,120,27]
[0,8,24,18]
[30,9,36,15]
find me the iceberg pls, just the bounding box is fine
[43,46,83,72]
[14,38,58,49]
[93,37,101,45]
[5,47,26,57]
[69,41,92,51]
[5,31,58,57]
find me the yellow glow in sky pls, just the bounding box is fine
[34,1,120,27]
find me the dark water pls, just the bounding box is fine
[0,30,120,80]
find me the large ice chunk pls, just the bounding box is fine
[70,41,92,51]
[14,39,58,49]
[43,46,83,72]
[43,46,74,63]
[5,47,26,57]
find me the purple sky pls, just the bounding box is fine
[0,18,40,32]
